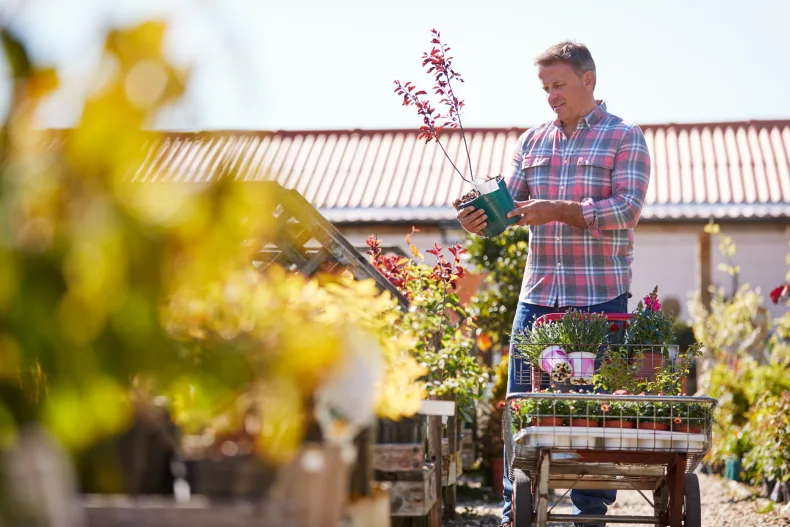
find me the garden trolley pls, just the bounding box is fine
[505,312,717,527]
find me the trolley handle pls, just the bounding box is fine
[533,312,632,327]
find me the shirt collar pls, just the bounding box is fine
[553,99,607,130]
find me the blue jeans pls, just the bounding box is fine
[502,292,628,526]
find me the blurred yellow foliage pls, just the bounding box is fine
[0,18,425,468]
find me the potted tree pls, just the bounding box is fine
[393,29,518,238]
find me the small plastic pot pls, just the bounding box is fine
[672,423,703,434]
[637,421,669,431]
[569,418,600,427]
[529,417,566,427]
[602,419,635,429]
[456,176,519,237]
[634,351,664,379]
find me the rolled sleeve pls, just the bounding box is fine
[583,125,650,236]
[580,197,602,239]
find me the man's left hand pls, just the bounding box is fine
[507,199,557,226]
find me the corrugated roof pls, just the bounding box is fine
[128,120,790,222]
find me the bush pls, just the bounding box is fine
[465,228,530,352]
[742,392,790,484]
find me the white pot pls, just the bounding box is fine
[568,351,597,385]
[539,346,573,383]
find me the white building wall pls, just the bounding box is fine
[619,222,788,322]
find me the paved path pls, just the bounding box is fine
[448,472,790,526]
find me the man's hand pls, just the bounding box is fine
[507,199,557,227]
[454,198,487,235]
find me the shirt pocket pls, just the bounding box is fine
[575,154,614,200]
[521,155,551,198]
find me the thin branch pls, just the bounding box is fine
[436,43,475,183]
[435,136,472,184]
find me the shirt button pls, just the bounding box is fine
[556,236,560,241]
[556,262,562,267]
[564,159,569,164]
[560,185,565,190]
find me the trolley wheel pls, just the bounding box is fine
[684,473,701,527]
[512,469,533,527]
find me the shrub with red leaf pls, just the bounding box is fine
[393,28,474,185]
[365,228,487,419]
[365,233,414,295]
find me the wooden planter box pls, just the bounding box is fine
[380,462,437,517]
[84,442,353,527]
[374,443,424,472]
[373,415,437,518]
[343,481,392,527]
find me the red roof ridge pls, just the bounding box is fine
[144,119,790,137]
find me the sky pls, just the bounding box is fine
[2,0,790,131]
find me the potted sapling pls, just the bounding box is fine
[393,29,518,237]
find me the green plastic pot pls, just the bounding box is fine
[724,456,742,482]
[457,176,519,238]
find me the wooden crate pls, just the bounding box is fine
[343,481,392,527]
[382,462,437,517]
[373,415,437,518]
[374,443,424,472]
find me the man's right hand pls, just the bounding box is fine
[453,199,487,235]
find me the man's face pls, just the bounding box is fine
[538,62,593,123]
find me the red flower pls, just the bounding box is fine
[770,284,790,304]
[600,403,611,413]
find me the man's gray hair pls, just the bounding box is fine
[535,41,596,88]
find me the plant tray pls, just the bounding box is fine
[513,426,707,452]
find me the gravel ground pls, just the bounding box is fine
[446,471,790,526]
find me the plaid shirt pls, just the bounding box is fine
[506,101,651,308]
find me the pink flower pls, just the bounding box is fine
[643,295,661,311]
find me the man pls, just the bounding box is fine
[455,41,650,527]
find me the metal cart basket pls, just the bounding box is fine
[504,313,717,527]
